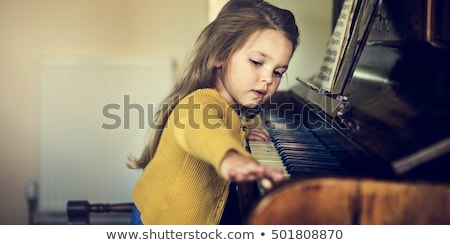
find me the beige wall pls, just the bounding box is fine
[271,0,332,90]
[0,0,331,224]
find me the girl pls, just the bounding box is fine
[129,0,299,224]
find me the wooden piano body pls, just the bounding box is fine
[240,0,450,225]
[246,176,450,225]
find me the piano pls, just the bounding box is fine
[237,0,450,224]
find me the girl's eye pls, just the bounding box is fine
[251,59,261,66]
[274,70,284,78]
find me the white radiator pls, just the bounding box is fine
[38,58,174,214]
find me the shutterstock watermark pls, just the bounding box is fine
[102,94,160,130]
[101,94,345,131]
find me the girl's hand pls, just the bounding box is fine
[220,150,286,190]
[246,128,270,142]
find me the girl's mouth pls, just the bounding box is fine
[252,89,267,99]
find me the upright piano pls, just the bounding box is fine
[239,0,450,224]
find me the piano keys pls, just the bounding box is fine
[248,120,349,178]
[247,91,396,183]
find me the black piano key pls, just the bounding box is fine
[284,159,342,168]
[275,142,326,150]
[273,137,323,144]
[281,153,337,161]
[279,149,335,158]
[287,165,347,176]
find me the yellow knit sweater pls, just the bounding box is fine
[131,88,256,224]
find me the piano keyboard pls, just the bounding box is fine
[248,116,350,179]
[248,140,290,176]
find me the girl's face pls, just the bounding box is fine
[215,29,293,108]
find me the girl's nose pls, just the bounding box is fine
[261,69,273,84]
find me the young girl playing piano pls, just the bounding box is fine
[128,0,299,224]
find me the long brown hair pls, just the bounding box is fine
[127,0,299,169]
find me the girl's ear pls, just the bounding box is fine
[214,59,224,68]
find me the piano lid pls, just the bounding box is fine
[291,0,450,180]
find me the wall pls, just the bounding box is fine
[0,0,331,224]
[271,0,333,90]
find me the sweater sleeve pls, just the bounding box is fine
[168,89,253,174]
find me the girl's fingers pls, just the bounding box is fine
[229,164,286,188]
[246,128,270,142]
[259,178,273,190]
